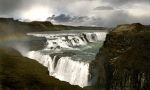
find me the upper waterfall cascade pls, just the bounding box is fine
[25,31,107,87]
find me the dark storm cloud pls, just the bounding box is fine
[0,0,149,26]
[94,6,114,10]
[84,10,130,27]
[0,0,21,14]
[0,0,39,18]
[49,14,72,22]
[48,14,89,23]
[102,0,150,6]
[89,10,150,27]
[101,10,132,26]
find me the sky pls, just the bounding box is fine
[0,0,150,27]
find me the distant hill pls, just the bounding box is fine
[0,17,107,40]
[0,17,106,32]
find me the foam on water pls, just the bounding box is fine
[25,30,107,87]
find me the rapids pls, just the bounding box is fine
[25,30,107,87]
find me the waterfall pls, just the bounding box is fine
[26,51,89,87]
[25,31,107,87]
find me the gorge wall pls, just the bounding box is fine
[94,23,150,90]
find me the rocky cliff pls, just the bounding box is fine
[93,23,150,90]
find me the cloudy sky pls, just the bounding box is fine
[0,0,150,27]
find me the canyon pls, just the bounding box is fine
[0,18,149,90]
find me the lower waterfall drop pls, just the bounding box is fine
[51,57,89,87]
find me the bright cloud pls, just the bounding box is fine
[126,3,150,17]
[21,6,52,21]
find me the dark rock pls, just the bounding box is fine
[94,23,150,90]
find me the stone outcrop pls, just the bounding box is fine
[94,23,150,90]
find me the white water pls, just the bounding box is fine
[25,30,107,87]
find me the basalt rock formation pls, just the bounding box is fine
[93,23,150,90]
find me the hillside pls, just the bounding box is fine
[0,18,106,35]
[93,23,150,90]
[0,47,84,90]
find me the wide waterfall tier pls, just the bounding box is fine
[25,30,107,87]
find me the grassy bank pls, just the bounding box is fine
[0,47,84,90]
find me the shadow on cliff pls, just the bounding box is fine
[94,23,150,90]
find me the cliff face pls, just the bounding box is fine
[94,23,150,90]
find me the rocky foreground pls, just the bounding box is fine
[92,23,150,90]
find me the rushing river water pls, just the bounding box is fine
[25,30,107,87]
